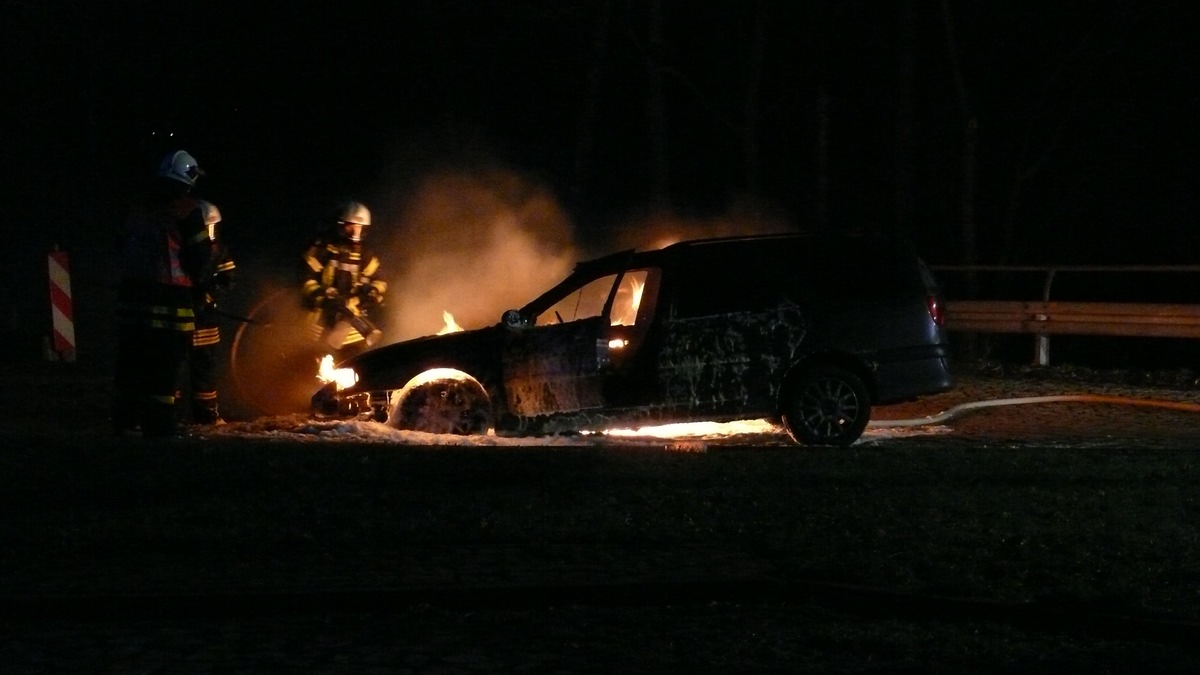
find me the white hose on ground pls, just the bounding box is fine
[868,394,1200,429]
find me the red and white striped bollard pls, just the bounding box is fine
[47,247,76,362]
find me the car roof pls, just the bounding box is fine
[579,230,902,270]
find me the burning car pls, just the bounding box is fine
[311,232,954,446]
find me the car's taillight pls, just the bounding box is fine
[926,295,945,326]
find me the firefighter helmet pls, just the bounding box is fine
[336,201,371,242]
[337,201,372,226]
[157,150,204,187]
[199,200,222,241]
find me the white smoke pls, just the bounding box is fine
[375,168,579,341]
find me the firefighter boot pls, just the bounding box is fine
[191,391,225,425]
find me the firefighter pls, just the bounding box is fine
[300,200,387,358]
[112,150,214,437]
[187,199,236,425]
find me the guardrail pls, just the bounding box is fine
[932,265,1200,366]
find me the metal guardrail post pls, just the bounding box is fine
[1035,269,1056,366]
[1035,334,1050,366]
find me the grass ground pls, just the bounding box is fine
[3,358,1200,671]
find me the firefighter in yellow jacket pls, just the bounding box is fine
[113,150,213,437]
[187,200,236,425]
[301,201,386,358]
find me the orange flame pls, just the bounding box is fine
[437,310,464,335]
[317,354,358,390]
[611,274,645,326]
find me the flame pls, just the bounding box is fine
[317,354,358,390]
[598,419,779,438]
[437,310,464,335]
[611,274,645,327]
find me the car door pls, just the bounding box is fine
[651,243,808,416]
[500,264,659,417]
[499,269,620,416]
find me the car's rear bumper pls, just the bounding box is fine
[872,344,954,403]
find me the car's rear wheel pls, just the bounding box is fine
[388,378,491,435]
[781,365,871,447]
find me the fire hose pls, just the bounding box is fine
[228,287,293,417]
[868,394,1200,428]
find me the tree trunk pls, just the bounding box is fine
[961,117,978,269]
[939,0,978,272]
[646,0,669,212]
[940,0,980,357]
[815,85,830,233]
[572,0,611,209]
[893,0,916,239]
[741,0,768,216]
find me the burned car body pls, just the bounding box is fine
[311,232,954,446]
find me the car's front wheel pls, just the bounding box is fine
[781,365,871,447]
[388,377,491,435]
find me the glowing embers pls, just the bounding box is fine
[317,354,358,391]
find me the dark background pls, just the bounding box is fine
[4,0,1198,364]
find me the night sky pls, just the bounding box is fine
[4,1,1198,354]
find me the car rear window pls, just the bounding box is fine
[669,237,917,318]
[670,242,788,318]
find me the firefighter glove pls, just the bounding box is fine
[358,286,382,304]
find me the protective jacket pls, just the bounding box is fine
[117,191,211,332]
[189,237,236,424]
[301,233,387,350]
[193,239,237,346]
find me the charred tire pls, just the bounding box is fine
[781,364,871,447]
[388,378,491,435]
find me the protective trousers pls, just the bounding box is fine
[113,324,192,436]
[188,323,222,424]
